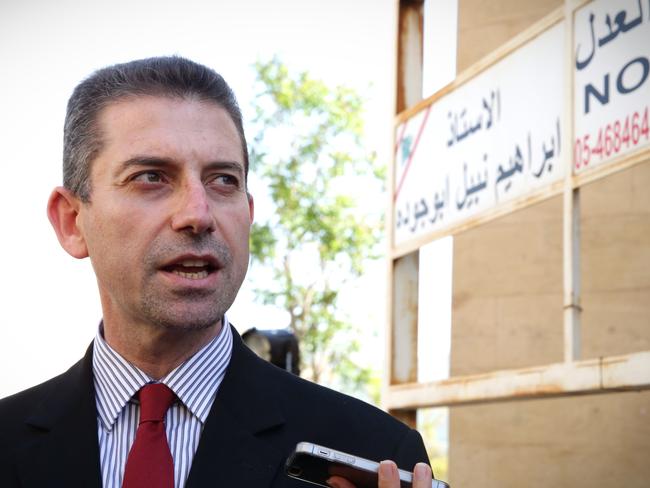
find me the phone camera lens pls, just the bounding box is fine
[288,466,303,477]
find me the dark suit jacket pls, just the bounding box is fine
[0,327,429,487]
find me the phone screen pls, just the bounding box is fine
[286,450,388,487]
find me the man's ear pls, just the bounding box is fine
[47,187,89,259]
[247,192,255,224]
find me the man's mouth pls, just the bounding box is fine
[162,259,217,280]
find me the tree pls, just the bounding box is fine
[248,58,384,401]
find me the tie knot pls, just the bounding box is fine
[138,383,175,423]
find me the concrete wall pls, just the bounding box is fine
[448,1,650,486]
[581,164,650,358]
[457,0,562,73]
[450,196,564,375]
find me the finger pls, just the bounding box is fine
[378,460,400,488]
[412,463,433,488]
[326,475,357,488]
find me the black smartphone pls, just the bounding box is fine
[285,441,450,488]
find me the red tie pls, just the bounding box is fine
[122,383,175,488]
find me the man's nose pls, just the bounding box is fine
[170,180,216,234]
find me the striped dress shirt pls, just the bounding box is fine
[92,318,233,488]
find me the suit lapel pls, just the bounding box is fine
[15,345,102,488]
[186,327,288,487]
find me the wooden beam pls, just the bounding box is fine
[387,0,424,426]
[562,186,581,361]
[390,252,420,385]
[385,350,650,410]
[562,0,581,362]
[396,0,424,113]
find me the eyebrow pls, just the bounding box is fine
[116,156,245,177]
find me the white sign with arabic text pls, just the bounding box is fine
[394,23,565,246]
[574,0,650,172]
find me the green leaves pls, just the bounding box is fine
[248,57,383,401]
[250,222,277,264]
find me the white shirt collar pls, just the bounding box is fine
[92,317,233,431]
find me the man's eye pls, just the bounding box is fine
[133,171,165,184]
[212,174,239,187]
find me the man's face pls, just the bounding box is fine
[76,96,253,332]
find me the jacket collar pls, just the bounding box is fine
[16,344,102,488]
[186,325,288,487]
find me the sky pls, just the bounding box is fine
[0,0,403,397]
[0,0,457,402]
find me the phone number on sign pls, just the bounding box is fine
[574,107,649,170]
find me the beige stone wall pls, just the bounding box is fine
[449,392,650,488]
[581,164,650,358]
[457,0,562,73]
[449,167,650,487]
[451,196,564,376]
[447,1,650,487]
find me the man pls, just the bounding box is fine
[0,56,434,488]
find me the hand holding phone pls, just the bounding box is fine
[285,442,449,488]
[327,460,433,488]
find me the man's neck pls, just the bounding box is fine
[102,320,222,380]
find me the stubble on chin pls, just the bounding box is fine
[139,285,236,331]
[138,234,243,331]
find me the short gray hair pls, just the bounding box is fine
[63,56,248,201]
